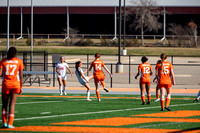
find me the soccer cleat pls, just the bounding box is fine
[141,102,146,105]
[103,88,109,92]
[7,125,15,128]
[63,91,67,95]
[160,109,164,111]
[146,102,151,105]
[193,99,199,102]
[59,93,63,96]
[98,99,101,102]
[165,107,171,111]
[1,123,7,128]
[87,99,92,101]
[155,99,160,102]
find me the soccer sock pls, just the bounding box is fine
[147,94,151,102]
[100,81,105,88]
[2,111,7,124]
[87,91,90,100]
[197,91,200,100]
[156,93,159,99]
[63,86,66,92]
[141,95,145,103]
[166,97,171,107]
[8,113,14,126]
[59,86,62,94]
[160,98,165,109]
[96,91,100,100]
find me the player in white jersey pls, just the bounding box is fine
[56,56,73,95]
[193,91,200,102]
[75,61,93,101]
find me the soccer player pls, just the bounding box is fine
[56,56,73,95]
[89,53,112,102]
[0,47,24,128]
[193,91,200,102]
[155,53,175,111]
[135,56,153,105]
[75,61,93,101]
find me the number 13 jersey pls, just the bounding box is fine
[0,57,24,89]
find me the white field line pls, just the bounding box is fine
[0,102,198,122]
[135,122,183,128]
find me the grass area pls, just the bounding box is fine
[1,46,200,56]
[0,93,199,132]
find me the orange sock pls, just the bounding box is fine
[160,98,165,109]
[156,93,159,99]
[141,95,145,103]
[147,94,151,102]
[100,81,105,88]
[2,111,7,124]
[8,113,14,126]
[96,91,100,100]
[166,97,171,107]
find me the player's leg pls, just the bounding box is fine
[84,83,91,101]
[165,87,171,111]
[8,93,18,128]
[194,91,200,102]
[155,85,160,102]
[88,75,93,81]
[62,78,67,95]
[146,84,151,104]
[1,93,9,128]
[100,74,109,92]
[95,80,101,102]
[57,78,63,95]
[160,87,165,111]
[140,84,146,105]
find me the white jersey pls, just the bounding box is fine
[56,62,69,77]
[75,67,88,85]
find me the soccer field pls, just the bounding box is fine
[0,93,199,133]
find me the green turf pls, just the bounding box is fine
[0,93,199,132]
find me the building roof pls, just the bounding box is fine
[0,0,200,7]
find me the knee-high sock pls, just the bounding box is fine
[8,113,14,126]
[156,93,159,99]
[63,86,66,92]
[96,91,100,100]
[59,86,62,94]
[147,94,151,102]
[87,91,90,100]
[160,98,165,109]
[141,95,145,103]
[166,97,171,107]
[2,111,7,124]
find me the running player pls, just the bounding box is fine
[89,53,112,102]
[135,56,153,105]
[193,91,200,102]
[56,56,73,95]
[0,47,24,128]
[155,53,175,111]
[75,61,93,101]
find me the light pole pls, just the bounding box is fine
[7,0,10,51]
[122,0,127,55]
[116,0,123,73]
[30,0,33,71]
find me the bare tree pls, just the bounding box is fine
[63,27,79,46]
[128,0,162,46]
[188,21,198,47]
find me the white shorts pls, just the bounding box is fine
[79,76,89,85]
[57,75,67,80]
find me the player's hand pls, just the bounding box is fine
[110,74,112,78]
[19,89,22,95]
[135,76,137,79]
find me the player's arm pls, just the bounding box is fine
[0,68,2,77]
[171,69,175,86]
[80,72,89,83]
[155,70,159,81]
[103,65,112,77]
[67,67,73,76]
[56,67,61,75]
[135,67,140,79]
[19,69,23,95]
[83,69,88,74]
[150,66,153,76]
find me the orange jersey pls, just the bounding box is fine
[138,63,152,83]
[90,59,105,75]
[155,61,173,85]
[0,57,24,89]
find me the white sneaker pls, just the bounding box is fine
[7,125,15,128]
[98,99,101,102]
[155,99,160,102]
[59,93,63,96]
[63,91,67,95]
[87,99,92,101]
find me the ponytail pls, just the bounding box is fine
[160,53,167,72]
[75,61,81,75]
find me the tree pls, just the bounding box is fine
[128,0,162,46]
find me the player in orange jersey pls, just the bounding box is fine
[135,56,153,105]
[155,53,175,111]
[89,53,112,102]
[0,47,24,128]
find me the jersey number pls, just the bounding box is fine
[161,66,169,74]
[5,64,17,75]
[143,67,150,74]
[95,64,101,70]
